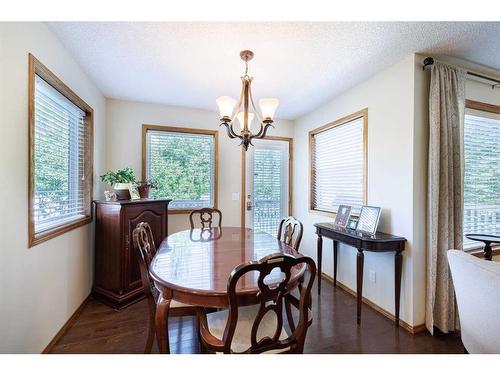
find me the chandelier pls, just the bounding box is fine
[216,50,279,150]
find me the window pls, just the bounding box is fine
[29,54,93,247]
[463,100,500,249]
[309,109,367,215]
[143,125,218,212]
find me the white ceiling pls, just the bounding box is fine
[48,22,500,120]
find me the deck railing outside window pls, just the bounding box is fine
[463,111,500,249]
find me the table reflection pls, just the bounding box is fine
[150,226,300,294]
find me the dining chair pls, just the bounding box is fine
[132,222,198,354]
[189,207,222,229]
[277,216,304,251]
[197,252,316,354]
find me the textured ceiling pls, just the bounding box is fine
[48,22,500,119]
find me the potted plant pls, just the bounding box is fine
[100,167,137,200]
[136,178,157,199]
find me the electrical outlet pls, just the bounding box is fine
[231,192,240,201]
[369,270,376,283]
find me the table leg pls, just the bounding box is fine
[333,240,338,287]
[394,251,403,327]
[317,234,323,295]
[484,242,493,261]
[356,249,364,325]
[155,297,171,354]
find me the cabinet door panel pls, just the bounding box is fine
[125,205,167,293]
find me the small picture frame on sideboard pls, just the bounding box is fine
[128,184,141,200]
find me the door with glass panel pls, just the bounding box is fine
[244,138,291,236]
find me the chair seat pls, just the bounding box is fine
[206,305,289,353]
[152,287,193,309]
[170,299,192,309]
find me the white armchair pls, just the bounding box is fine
[447,250,500,353]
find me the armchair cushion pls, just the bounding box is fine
[447,250,500,353]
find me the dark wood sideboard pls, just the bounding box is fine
[93,199,171,309]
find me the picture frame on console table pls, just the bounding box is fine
[357,205,381,235]
[346,216,358,230]
[334,205,351,227]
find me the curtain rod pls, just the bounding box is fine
[423,57,500,88]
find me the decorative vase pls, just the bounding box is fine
[137,184,151,199]
[113,183,131,200]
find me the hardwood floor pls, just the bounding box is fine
[49,279,463,354]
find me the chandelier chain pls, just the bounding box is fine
[244,59,249,78]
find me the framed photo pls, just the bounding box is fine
[334,205,351,227]
[128,184,141,200]
[357,206,381,235]
[346,216,358,230]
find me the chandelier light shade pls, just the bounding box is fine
[216,96,237,118]
[236,111,255,130]
[258,98,279,120]
[216,50,279,150]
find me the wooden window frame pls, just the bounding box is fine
[464,99,500,254]
[28,54,94,247]
[466,99,500,115]
[308,108,368,217]
[240,136,294,228]
[141,124,219,214]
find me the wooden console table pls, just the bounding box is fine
[315,222,406,326]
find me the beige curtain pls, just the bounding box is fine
[426,61,466,334]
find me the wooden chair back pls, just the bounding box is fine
[223,253,316,354]
[189,208,222,229]
[277,216,304,251]
[132,222,158,301]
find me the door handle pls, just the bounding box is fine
[246,195,252,211]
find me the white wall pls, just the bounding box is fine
[411,53,430,325]
[466,79,500,105]
[293,54,421,326]
[105,99,294,234]
[0,23,106,353]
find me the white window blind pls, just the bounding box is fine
[33,75,90,234]
[146,130,216,210]
[463,111,500,249]
[311,116,365,214]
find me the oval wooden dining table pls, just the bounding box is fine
[149,226,303,353]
